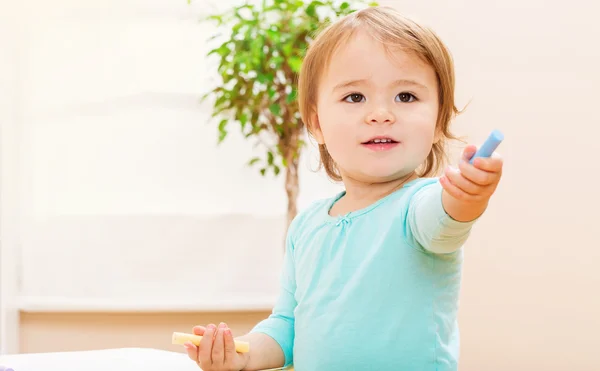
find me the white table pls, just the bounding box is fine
[0,348,201,371]
[0,348,292,371]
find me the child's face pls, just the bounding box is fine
[312,30,440,183]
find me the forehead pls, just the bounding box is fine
[321,29,436,88]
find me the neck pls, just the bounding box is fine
[337,172,418,212]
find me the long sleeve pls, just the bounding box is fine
[250,221,298,366]
[406,179,478,254]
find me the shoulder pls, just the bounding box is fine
[382,177,441,213]
[396,177,445,218]
[403,177,441,197]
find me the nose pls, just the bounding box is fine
[366,105,396,125]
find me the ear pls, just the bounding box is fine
[309,109,325,145]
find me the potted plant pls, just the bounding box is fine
[193,0,376,231]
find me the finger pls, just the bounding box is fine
[461,145,477,163]
[440,174,478,202]
[184,341,198,362]
[193,326,206,336]
[444,166,483,196]
[223,325,237,364]
[458,160,500,186]
[199,324,216,365]
[212,322,227,365]
[472,153,503,173]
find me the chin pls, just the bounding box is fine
[357,167,413,183]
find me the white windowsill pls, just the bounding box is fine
[16,296,277,313]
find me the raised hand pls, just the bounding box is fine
[440,144,503,203]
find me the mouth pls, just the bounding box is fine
[361,137,398,145]
[361,137,400,151]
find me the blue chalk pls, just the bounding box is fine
[469,129,504,164]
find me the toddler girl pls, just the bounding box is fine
[184,6,503,371]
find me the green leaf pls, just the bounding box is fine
[273,165,281,175]
[267,151,274,165]
[204,14,224,25]
[282,42,293,57]
[248,157,261,166]
[288,56,302,73]
[257,72,274,84]
[286,86,297,104]
[260,168,267,176]
[340,2,350,10]
[266,28,281,44]
[275,124,284,136]
[305,1,325,17]
[208,43,230,58]
[270,55,284,70]
[214,95,228,110]
[238,112,248,129]
[269,104,281,116]
[218,119,228,143]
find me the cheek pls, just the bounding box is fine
[317,108,356,157]
[401,108,438,157]
[406,106,438,138]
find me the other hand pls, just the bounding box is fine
[184,323,248,371]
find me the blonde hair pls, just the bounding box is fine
[298,6,461,182]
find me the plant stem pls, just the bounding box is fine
[284,141,300,244]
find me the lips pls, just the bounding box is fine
[362,138,398,144]
[361,137,400,152]
[361,137,398,144]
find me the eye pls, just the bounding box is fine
[396,92,416,103]
[343,93,365,103]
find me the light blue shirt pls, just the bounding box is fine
[251,177,476,370]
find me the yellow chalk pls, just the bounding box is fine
[172,331,250,353]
